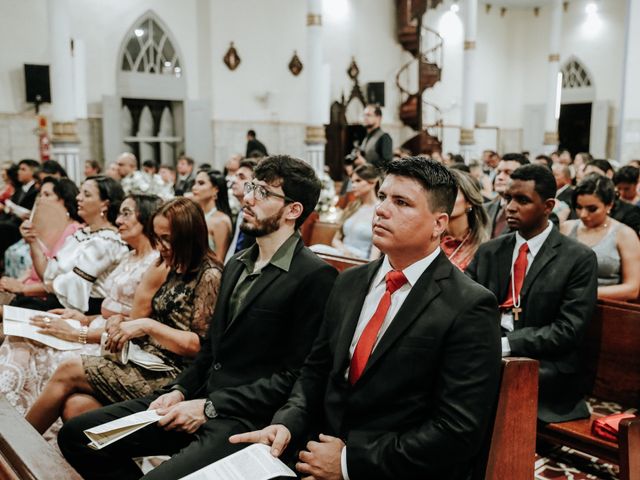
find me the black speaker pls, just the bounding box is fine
[366,82,385,107]
[24,64,51,104]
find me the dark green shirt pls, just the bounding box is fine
[227,231,300,323]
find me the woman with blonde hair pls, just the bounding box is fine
[441,169,490,271]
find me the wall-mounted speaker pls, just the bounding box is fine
[366,82,385,107]
[24,64,51,104]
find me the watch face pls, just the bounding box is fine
[205,401,216,419]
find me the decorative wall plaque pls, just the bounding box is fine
[347,57,360,80]
[223,42,241,71]
[288,51,303,76]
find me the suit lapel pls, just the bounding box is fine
[333,258,383,373]
[357,253,451,383]
[496,235,516,304]
[224,266,284,333]
[520,227,560,299]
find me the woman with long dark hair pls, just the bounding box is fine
[191,168,233,262]
[25,197,223,435]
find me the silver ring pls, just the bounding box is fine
[44,318,51,326]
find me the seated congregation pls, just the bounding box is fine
[0,149,639,480]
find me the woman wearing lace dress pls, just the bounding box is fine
[13,176,130,314]
[560,173,640,301]
[0,194,165,441]
[26,197,223,435]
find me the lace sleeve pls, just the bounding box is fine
[190,264,222,339]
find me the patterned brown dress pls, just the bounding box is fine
[82,256,221,404]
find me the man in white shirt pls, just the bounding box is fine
[231,157,501,480]
[467,164,598,423]
[224,158,257,264]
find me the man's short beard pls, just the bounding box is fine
[240,206,285,237]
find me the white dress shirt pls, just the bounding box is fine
[341,247,441,480]
[224,210,244,265]
[501,220,553,356]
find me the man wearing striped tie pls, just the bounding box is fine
[231,157,502,480]
[467,164,598,425]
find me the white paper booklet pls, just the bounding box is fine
[180,443,296,480]
[84,409,163,450]
[2,305,82,351]
[128,343,174,372]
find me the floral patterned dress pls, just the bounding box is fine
[82,256,221,404]
[0,249,158,442]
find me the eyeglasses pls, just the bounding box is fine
[244,182,293,203]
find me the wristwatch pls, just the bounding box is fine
[204,399,218,419]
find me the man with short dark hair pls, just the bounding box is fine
[174,155,196,196]
[467,164,598,423]
[485,153,530,238]
[0,159,39,256]
[225,158,258,263]
[231,157,501,480]
[59,155,338,480]
[534,154,553,169]
[245,130,268,158]
[356,104,393,170]
[613,165,640,205]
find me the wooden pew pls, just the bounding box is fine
[316,252,368,272]
[308,221,340,247]
[537,299,640,480]
[0,396,82,479]
[473,357,539,480]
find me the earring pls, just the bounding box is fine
[100,211,105,217]
[467,207,473,212]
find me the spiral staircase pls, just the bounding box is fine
[395,0,444,155]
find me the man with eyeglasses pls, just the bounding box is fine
[59,155,338,480]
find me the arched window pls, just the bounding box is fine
[121,17,182,77]
[561,59,592,89]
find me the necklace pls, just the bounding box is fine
[204,206,217,220]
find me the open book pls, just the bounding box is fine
[83,409,163,450]
[180,443,296,480]
[2,305,82,350]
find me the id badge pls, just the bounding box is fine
[501,312,514,332]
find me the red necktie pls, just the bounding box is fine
[349,270,408,385]
[501,242,529,308]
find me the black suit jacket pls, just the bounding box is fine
[170,238,337,428]
[611,198,640,235]
[273,253,501,480]
[466,227,598,423]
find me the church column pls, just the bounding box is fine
[617,0,640,163]
[48,0,81,182]
[543,0,563,153]
[305,0,326,175]
[459,0,478,161]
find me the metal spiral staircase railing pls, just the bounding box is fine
[395,0,444,155]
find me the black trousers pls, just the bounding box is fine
[58,394,250,480]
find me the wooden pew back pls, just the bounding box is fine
[316,252,368,272]
[0,396,82,479]
[582,299,640,407]
[473,357,539,480]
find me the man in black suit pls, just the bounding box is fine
[485,153,530,238]
[0,158,39,256]
[224,158,257,263]
[232,157,501,480]
[58,155,337,480]
[552,163,577,220]
[246,129,268,158]
[467,164,598,423]
[173,155,196,196]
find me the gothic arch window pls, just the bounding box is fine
[561,59,592,89]
[120,15,182,77]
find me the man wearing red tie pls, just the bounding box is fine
[467,164,598,424]
[231,157,502,480]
